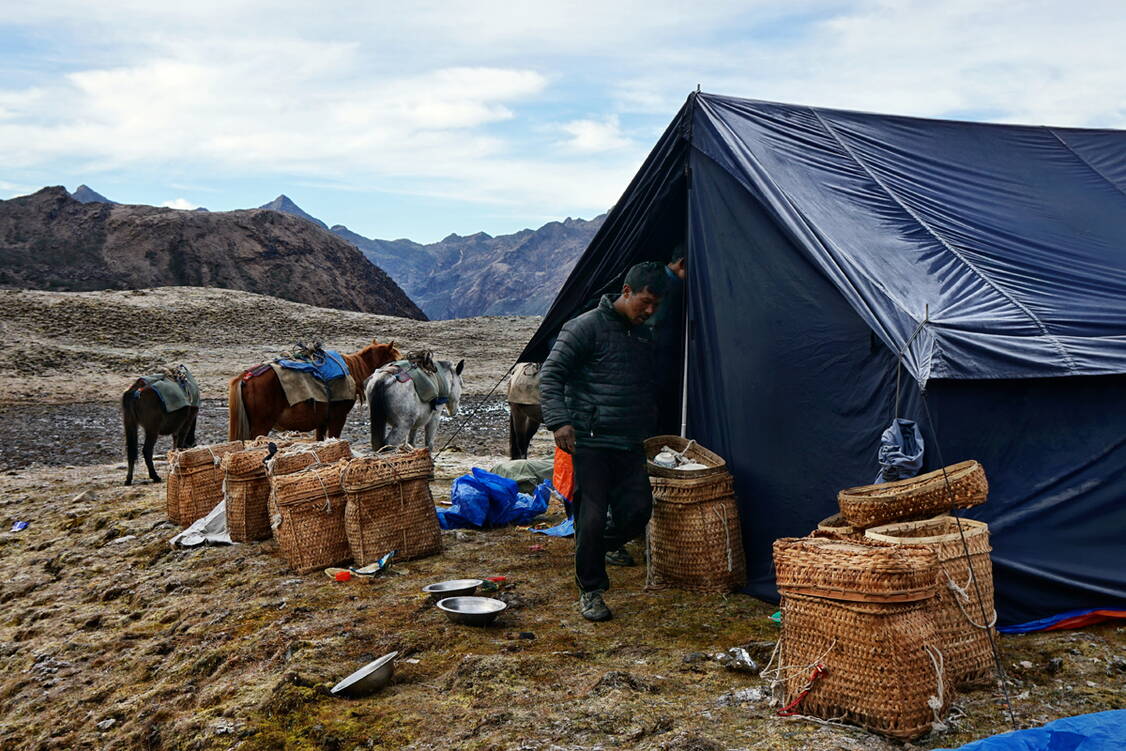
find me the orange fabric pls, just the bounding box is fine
[1045,609,1126,631]
[553,447,574,502]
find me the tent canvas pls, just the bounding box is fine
[520,92,1126,626]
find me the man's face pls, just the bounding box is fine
[619,284,662,326]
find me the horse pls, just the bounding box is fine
[366,355,464,452]
[507,362,542,459]
[122,375,198,485]
[228,339,400,441]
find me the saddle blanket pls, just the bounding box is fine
[270,363,356,406]
[140,369,200,412]
[382,359,450,405]
[276,349,349,383]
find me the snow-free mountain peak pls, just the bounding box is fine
[257,195,328,230]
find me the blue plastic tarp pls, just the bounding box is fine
[437,469,550,530]
[935,710,1126,750]
[519,92,1126,626]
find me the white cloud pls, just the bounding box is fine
[1,0,1125,228]
[559,116,630,153]
[160,197,198,210]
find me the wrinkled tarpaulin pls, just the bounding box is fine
[521,93,1126,626]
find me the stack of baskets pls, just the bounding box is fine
[771,534,951,740]
[775,459,995,737]
[340,448,441,566]
[644,435,745,593]
[166,440,245,526]
[224,438,351,543]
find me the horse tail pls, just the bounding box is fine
[122,387,139,463]
[228,376,250,441]
[367,374,389,452]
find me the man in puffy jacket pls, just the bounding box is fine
[539,261,670,621]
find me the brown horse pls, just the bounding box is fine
[228,340,400,441]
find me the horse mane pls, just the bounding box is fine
[341,340,400,403]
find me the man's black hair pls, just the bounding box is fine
[623,261,669,296]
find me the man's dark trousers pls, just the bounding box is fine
[572,446,653,593]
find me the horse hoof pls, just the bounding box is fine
[150,476,162,484]
[124,479,133,486]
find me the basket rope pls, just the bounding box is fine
[712,504,733,572]
[762,636,837,689]
[923,644,948,732]
[943,568,998,630]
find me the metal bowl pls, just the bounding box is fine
[436,596,507,626]
[422,578,484,603]
[330,651,398,698]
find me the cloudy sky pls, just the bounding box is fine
[2,1,1124,242]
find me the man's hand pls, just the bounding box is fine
[668,257,686,280]
[554,425,576,454]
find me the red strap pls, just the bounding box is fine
[777,663,828,716]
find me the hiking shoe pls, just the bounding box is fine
[605,547,636,567]
[580,590,613,622]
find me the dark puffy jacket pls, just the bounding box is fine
[540,294,658,451]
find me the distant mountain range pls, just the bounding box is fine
[265,196,603,319]
[2,187,425,319]
[61,185,603,319]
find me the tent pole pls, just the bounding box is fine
[679,314,689,437]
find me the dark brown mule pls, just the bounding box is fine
[228,340,399,441]
[123,380,198,485]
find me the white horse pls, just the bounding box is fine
[365,358,464,452]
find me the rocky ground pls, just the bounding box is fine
[0,287,1122,750]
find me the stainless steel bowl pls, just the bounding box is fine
[330,651,398,698]
[422,578,484,603]
[436,596,507,626]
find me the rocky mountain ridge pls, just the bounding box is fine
[0,187,425,318]
[332,215,603,319]
[46,185,604,319]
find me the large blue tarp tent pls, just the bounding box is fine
[520,92,1126,626]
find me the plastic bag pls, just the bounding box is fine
[874,418,925,484]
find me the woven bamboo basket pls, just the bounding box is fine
[264,439,352,477]
[222,439,298,543]
[816,512,859,537]
[269,459,351,573]
[647,471,745,593]
[166,440,245,527]
[773,591,952,740]
[838,460,988,528]
[773,532,940,603]
[866,516,996,688]
[644,435,727,479]
[341,450,440,565]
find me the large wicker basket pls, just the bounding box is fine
[340,449,441,565]
[269,459,351,573]
[866,516,996,688]
[221,439,298,543]
[166,441,245,527]
[773,532,939,603]
[647,471,745,593]
[838,460,988,528]
[770,534,950,740]
[773,592,951,740]
[644,435,727,479]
